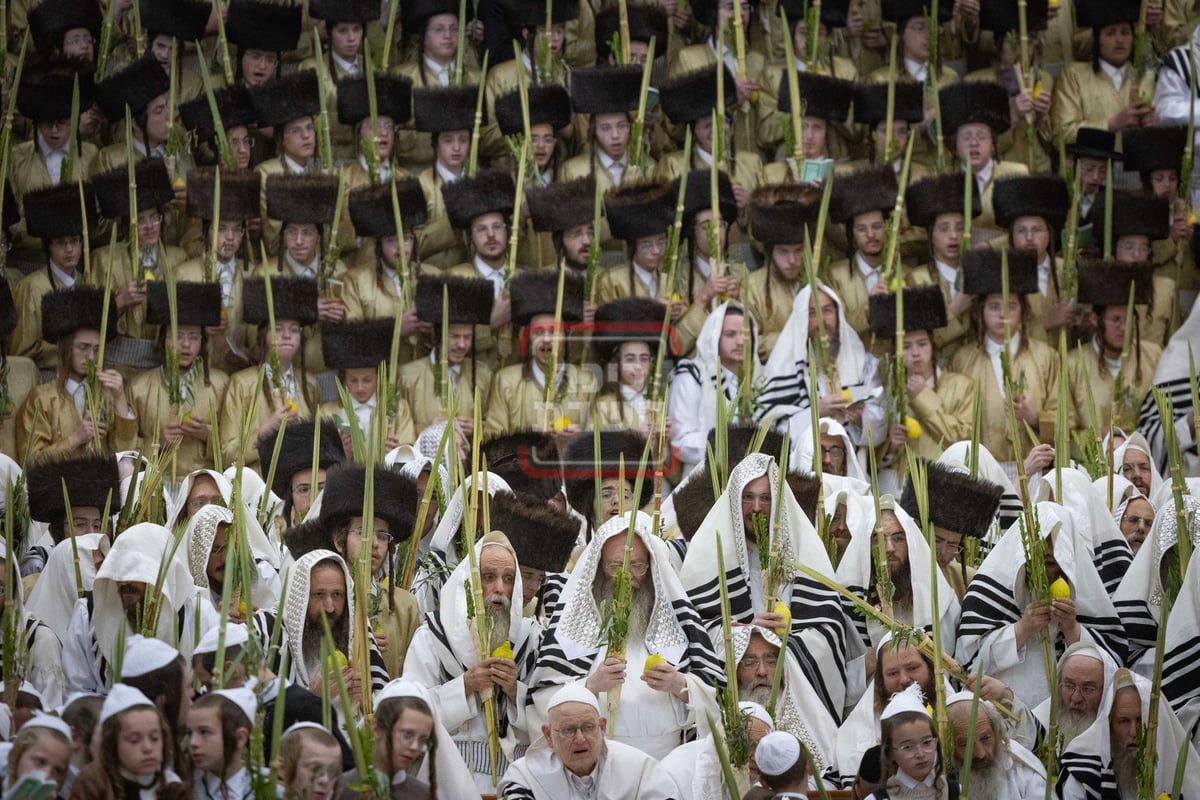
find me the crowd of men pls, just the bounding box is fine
[0,0,1200,798]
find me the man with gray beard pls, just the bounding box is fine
[945,692,1045,800]
[1030,643,1115,754]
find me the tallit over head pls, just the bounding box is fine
[281,549,356,688]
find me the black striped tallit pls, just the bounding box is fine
[1137,375,1196,473]
[257,609,390,694]
[1163,45,1200,98]
[1162,630,1200,722]
[1057,751,1121,800]
[1111,595,1158,666]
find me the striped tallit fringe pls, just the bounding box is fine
[1057,751,1120,800]
[455,739,526,776]
[1137,376,1196,472]
[1093,538,1133,597]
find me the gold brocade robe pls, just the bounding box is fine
[668,42,766,145]
[217,367,320,468]
[740,267,798,362]
[396,355,493,433]
[11,267,74,369]
[918,264,971,364]
[251,261,348,374]
[90,244,188,340]
[963,67,1055,174]
[129,366,229,475]
[0,356,40,463]
[416,168,468,271]
[1068,339,1162,437]
[340,161,414,270]
[948,336,1061,463]
[373,586,422,678]
[1049,61,1158,147]
[653,149,763,245]
[8,140,100,262]
[941,559,977,602]
[864,65,960,169]
[391,61,483,170]
[340,264,430,367]
[296,55,359,162]
[673,258,750,358]
[253,159,355,260]
[874,371,976,467]
[87,147,192,247]
[482,58,570,165]
[483,362,594,437]
[16,380,139,461]
[1024,257,1067,345]
[972,160,1031,239]
[318,396,417,449]
[174,257,251,375]
[757,59,861,159]
[589,389,645,430]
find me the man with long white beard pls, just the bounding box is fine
[944,692,1045,800]
[1031,643,1115,752]
[402,532,540,791]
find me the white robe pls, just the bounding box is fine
[498,740,679,800]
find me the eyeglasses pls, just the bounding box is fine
[138,213,164,229]
[229,135,256,150]
[637,237,667,252]
[894,736,938,756]
[1061,680,1100,699]
[604,560,649,577]
[472,221,507,236]
[553,723,598,739]
[63,35,96,47]
[395,729,431,750]
[285,122,316,137]
[873,532,907,547]
[822,445,846,459]
[934,535,964,554]
[348,527,395,547]
[73,343,101,356]
[1121,515,1153,528]
[739,655,778,670]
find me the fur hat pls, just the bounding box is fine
[415,276,495,327]
[508,0,580,28]
[604,179,674,242]
[780,0,850,27]
[900,460,1002,539]
[41,287,118,343]
[853,82,924,125]
[592,297,669,363]
[868,285,948,339]
[1067,127,1121,161]
[1076,0,1139,29]
[992,175,1070,231]
[28,0,101,55]
[1121,126,1187,174]
[1094,189,1171,244]
[22,182,94,240]
[748,183,822,246]
[441,169,515,230]
[281,519,332,560]
[528,176,596,233]
[562,430,654,520]
[961,248,1039,296]
[17,59,95,122]
[250,70,320,129]
[659,67,737,126]
[979,0,1048,33]
[145,281,224,328]
[186,167,262,221]
[26,452,121,523]
[882,0,952,23]
[265,174,340,225]
[489,491,578,573]
[680,168,737,239]
[348,178,428,239]
[494,85,572,136]
[139,0,212,40]
[403,0,470,32]
[833,166,898,223]
[778,72,853,122]
[242,278,319,327]
[92,158,175,219]
[510,270,584,327]
[690,0,758,27]
[412,84,480,133]
[938,81,1011,137]
[179,84,257,142]
[226,0,303,52]
[709,424,787,465]
[95,57,170,121]
[1077,259,1155,308]
[905,174,982,230]
[320,319,397,370]
[595,3,669,57]
[0,278,16,341]
[308,0,380,22]
[672,470,715,540]
[318,466,417,542]
[481,431,562,499]
[256,418,344,497]
[336,74,413,127]
[569,65,643,115]
[787,471,821,522]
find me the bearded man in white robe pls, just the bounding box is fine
[945,692,1045,800]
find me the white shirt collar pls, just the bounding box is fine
[597,149,626,172]
[855,252,882,292]
[707,36,739,74]
[696,147,714,166]
[283,154,309,174]
[1099,58,1126,89]
[896,769,937,789]
[696,255,713,279]
[904,57,929,82]
[985,333,1019,359]
[435,161,463,184]
[359,153,391,181]
[49,260,77,287]
[424,55,453,85]
[285,253,318,279]
[1037,256,1052,296]
[37,131,66,158]
[935,260,959,297]
[632,261,659,296]
[973,158,995,191]
[428,350,463,378]
[132,139,165,159]
[331,51,358,76]
[65,377,84,396]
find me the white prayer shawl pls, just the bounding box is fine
[413,472,511,615]
[223,466,284,530]
[1137,297,1200,474]
[1059,669,1200,800]
[400,534,539,789]
[1112,432,1165,500]
[658,737,734,800]
[378,679,481,799]
[26,533,101,633]
[681,454,858,720]
[792,418,868,483]
[1034,467,1133,597]
[956,503,1127,709]
[936,442,1023,539]
[1029,641,1120,739]
[181,504,282,610]
[529,511,723,759]
[166,469,234,530]
[1153,26,1200,202]
[969,738,1046,800]
[1094,474,1141,522]
[498,738,679,800]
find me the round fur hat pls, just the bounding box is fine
[561,430,654,520]
[527,176,596,233]
[0,279,16,341]
[281,519,333,560]
[225,0,303,52]
[594,3,669,57]
[708,424,787,466]
[853,82,924,125]
[249,70,321,129]
[256,418,344,497]
[318,466,417,543]
[336,73,413,127]
[507,0,580,28]
[833,165,898,223]
[308,0,380,22]
[882,0,952,23]
[905,174,982,230]
[592,297,670,363]
[265,174,340,225]
[41,287,118,343]
[671,470,715,541]
[604,179,675,242]
[186,167,262,221]
[17,59,95,122]
[95,57,170,121]
[26,452,121,523]
[494,85,572,136]
[868,285,948,339]
[321,318,397,370]
[569,65,642,115]
[481,431,562,499]
[690,0,758,27]
[992,175,1070,230]
[403,0,472,32]
[1077,259,1155,308]
[1094,189,1170,243]
[938,81,1011,137]
[145,281,224,328]
[441,169,515,230]
[748,183,822,246]
[659,66,737,126]
[780,0,849,27]
[415,276,495,327]
[412,84,480,133]
[778,72,854,121]
[1067,128,1121,161]
[489,490,578,573]
[961,248,1039,296]
[348,178,429,239]
[1121,126,1187,175]
[242,278,319,327]
[679,168,737,239]
[1076,0,1139,29]
[510,270,584,328]
[179,84,257,142]
[899,460,1002,539]
[978,0,1048,33]
[139,0,212,40]
[22,182,95,240]
[28,0,101,55]
[92,158,175,219]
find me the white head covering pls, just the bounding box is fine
[1043,467,1133,595]
[281,549,356,689]
[432,532,525,672]
[548,682,600,712]
[881,683,929,720]
[212,687,257,723]
[26,533,102,633]
[120,636,180,678]
[21,712,72,739]
[738,701,774,732]
[673,300,762,438]
[1113,433,1164,500]
[373,679,477,796]
[182,502,281,607]
[756,731,803,777]
[0,453,22,513]
[98,684,155,727]
[167,469,234,530]
[793,417,868,483]
[194,622,250,657]
[223,466,284,531]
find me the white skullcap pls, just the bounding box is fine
[755,731,802,777]
[194,623,250,657]
[945,691,977,706]
[212,687,257,725]
[377,678,431,706]
[0,681,43,704]
[21,713,72,739]
[120,636,179,677]
[738,701,775,732]
[548,683,600,713]
[1060,641,1106,667]
[99,685,155,727]
[881,683,930,720]
[1113,668,1138,692]
[282,721,329,738]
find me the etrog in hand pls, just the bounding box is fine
[643,652,666,676]
[492,642,513,660]
[772,601,792,636]
[326,649,348,671]
[904,416,923,439]
[1050,577,1071,599]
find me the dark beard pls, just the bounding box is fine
[867,559,913,610]
[302,609,350,667]
[593,572,656,641]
